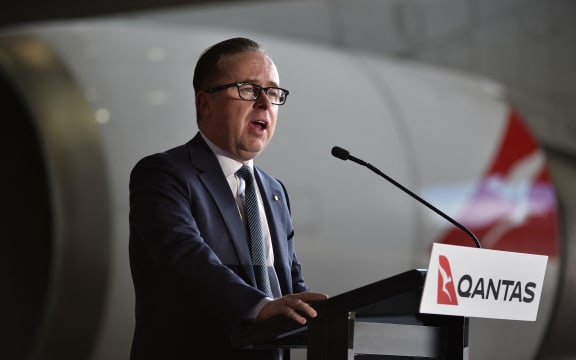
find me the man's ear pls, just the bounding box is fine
[196,92,211,118]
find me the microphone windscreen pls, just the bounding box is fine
[331,146,350,160]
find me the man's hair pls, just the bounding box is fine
[193,37,265,93]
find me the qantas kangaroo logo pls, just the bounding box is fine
[437,111,558,258]
[437,255,458,305]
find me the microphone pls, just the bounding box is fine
[331,146,482,249]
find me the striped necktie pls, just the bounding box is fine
[236,165,273,297]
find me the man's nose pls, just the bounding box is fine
[254,91,272,108]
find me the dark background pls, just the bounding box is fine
[0,0,240,28]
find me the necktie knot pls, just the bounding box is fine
[236,165,253,185]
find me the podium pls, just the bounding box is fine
[233,269,469,359]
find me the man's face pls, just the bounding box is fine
[197,51,280,162]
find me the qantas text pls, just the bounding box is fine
[457,275,537,303]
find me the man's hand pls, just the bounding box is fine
[256,292,328,324]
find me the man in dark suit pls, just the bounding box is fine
[129,37,327,359]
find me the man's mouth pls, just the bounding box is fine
[252,120,267,130]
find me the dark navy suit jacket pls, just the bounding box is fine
[129,133,308,359]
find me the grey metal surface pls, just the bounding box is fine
[353,321,440,358]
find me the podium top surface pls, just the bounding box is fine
[317,268,426,314]
[232,268,427,349]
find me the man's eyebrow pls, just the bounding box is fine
[240,79,280,87]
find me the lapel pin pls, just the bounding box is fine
[273,195,279,201]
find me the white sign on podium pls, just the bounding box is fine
[420,243,548,321]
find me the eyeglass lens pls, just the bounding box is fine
[238,83,286,104]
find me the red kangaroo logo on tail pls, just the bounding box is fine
[437,255,458,305]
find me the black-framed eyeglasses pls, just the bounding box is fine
[206,82,289,105]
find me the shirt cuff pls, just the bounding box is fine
[246,297,273,319]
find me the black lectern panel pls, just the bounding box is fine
[233,269,469,359]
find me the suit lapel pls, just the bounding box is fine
[186,135,254,269]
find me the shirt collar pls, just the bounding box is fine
[199,131,254,178]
